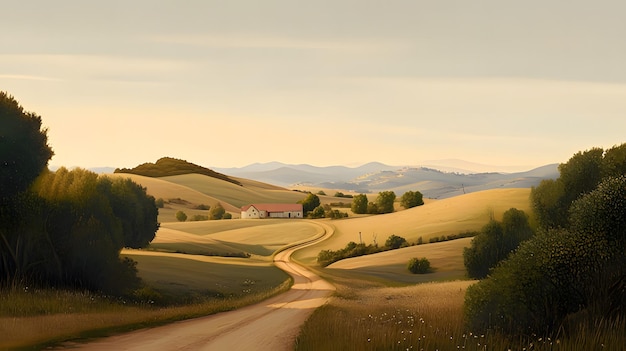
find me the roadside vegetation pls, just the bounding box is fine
[297,144,626,350]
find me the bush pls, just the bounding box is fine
[189,214,209,221]
[209,203,226,220]
[195,204,210,210]
[400,190,424,209]
[385,234,407,249]
[463,208,533,279]
[155,198,165,208]
[176,211,187,222]
[407,257,431,274]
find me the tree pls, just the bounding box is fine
[0,92,54,200]
[400,190,424,209]
[309,205,325,219]
[176,211,187,222]
[351,194,368,214]
[209,202,226,220]
[407,257,431,274]
[299,193,320,215]
[385,234,407,249]
[376,191,396,214]
[108,177,159,248]
[463,208,533,279]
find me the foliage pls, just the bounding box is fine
[0,168,158,294]
[189,214,209,221]
[0,91,54,200]
[195,204,210,210]
[317,234,410,267]
[407,257,431,274]
[114,157,242,186]
[209,202,226,220]
[384,234,407,249]
[222,212,232,219]
[465,174,626,334]
[309,205,326,219]
[375,191,396,214]
[298,193,320,215]
[463,208,534,279]
[351,194,368,214]
[155,198,165,208]
[334,192,353,198]
[176,211,188,222]
[400,190,424,209]
[531,144,626,229]
[316,190,326,195]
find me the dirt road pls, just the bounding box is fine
[65,223,335,351]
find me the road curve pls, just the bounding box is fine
[64,221,335,351]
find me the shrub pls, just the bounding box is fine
[189,214,209,221]
[155,198,165,208]
[175,211,187,222]
[407,257,431,274]
[209,203,226,220]
[195,204,210,210]
[384,234,407,249]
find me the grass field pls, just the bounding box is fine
[295,273,626,351]
[293,188,531,265]
[150,219,324,258]
[0,256,291,350]
[326,237,473,284]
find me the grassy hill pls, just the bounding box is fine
[292,188,531,266]
[115,157,242,186]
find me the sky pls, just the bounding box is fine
[2,1,626,171]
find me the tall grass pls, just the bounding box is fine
[295,278,626,351]
[0,279,291,350]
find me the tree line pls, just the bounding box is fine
[0,92,159,295]
[464,143,626,334]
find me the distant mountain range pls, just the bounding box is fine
[214,162,560,199]
[79,160,559,200]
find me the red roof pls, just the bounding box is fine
[241,203,303,212]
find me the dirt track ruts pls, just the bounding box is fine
[62,221,335,351]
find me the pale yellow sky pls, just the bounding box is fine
[2,1,625,170]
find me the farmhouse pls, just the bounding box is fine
[241,203,303,219]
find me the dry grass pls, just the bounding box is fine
[151,220,324,257]
[325,238,473,284]
[293,188,530,265]
[295,276,626,351]
[0,250,292,350]
[160,173,307,208]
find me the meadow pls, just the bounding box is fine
[5,170,623,350]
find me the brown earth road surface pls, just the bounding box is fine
[62,222,335,351]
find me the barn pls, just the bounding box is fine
[241,203,304,219]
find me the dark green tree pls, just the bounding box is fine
[385,234,407,249]
[299,193,320,215]
[109,177,159,248]
[400,190,424,209]
[209,202,226,220]
[463,208,533,279]
[376,191,396,214]
[407,257,431,274]
[351,194,368,214]
[0,92,54,200]
[176,210,188,222]
[309,205,325,219]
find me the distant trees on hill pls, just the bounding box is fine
[115,157,242,186]
[351,191,401,214]
[400,190,424,209]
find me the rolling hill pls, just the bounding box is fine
[215,162,558,198]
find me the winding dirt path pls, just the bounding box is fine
[65,222,335,351]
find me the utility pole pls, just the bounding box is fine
[359,231,362,245]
